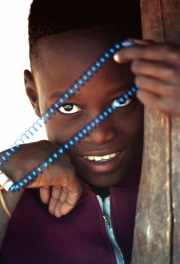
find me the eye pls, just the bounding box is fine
[111,97,132,108]
[58,104,81,114]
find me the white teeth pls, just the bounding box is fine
[84,152,118,161]
[102,155,111,160]
[88,156,94,160]
[94,156,102,161]
[110,153,116,158]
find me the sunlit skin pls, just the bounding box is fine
[26,30,144,187]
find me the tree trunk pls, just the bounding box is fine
[132,1,180,263]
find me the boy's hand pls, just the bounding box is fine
[1,140,82,218]
[114,40,180,116]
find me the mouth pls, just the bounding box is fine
[77,149,125,174]
[84,152,119,162]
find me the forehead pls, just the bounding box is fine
[33,30,133,99]
[35,29,119,72]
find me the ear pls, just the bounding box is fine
[24,70,41,117]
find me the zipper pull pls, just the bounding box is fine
[103,213,112,228]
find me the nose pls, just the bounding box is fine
[83,117,117,145]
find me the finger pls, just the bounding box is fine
[49,184,82,218]
[135,75,175,97]
[127,38,156,45]
[54,187,79,217]
[137,89,180,116]
[114,43,180,64]
[48,185,62,215]
[39,186,51,204]
[131,60,177,83]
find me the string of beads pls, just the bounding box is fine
[0,40,138,192]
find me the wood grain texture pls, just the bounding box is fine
[132,0,180,263]
[132,108,171,264]
[171,117,180,263]
[162,2,180,263]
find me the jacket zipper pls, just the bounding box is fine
[96,195,124,264]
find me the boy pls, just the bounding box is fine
[1,0,180,263]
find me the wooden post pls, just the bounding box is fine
[132,1,180,263]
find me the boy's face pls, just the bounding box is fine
[26,30,144,187]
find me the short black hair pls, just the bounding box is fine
[29,0,142,63]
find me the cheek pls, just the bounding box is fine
[45,117,81,144]
[117,103,144,147]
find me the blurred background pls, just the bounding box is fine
[0,0,47,152]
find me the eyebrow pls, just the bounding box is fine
[48,82,133,100]
[107,82,134,96]
[49,91,64,100]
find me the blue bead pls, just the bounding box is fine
[95,61,102,68]
[100,57,106,64]
[5,151,12,157]
[90,122,96,128]
[19,181,25,188]
[41,117,47,124]
[82,129,88,135]
[114,43,121,50]
[45,112,51,119]
[2,156,8,162]
[57,148,64,155]
[23,178,29,185]
[118,97,126,104]
[99,114,105,121]
[64,144,69,150]
[37,166,43,173]
[48,157,54,163]
[82,75,89,81]
[78,132,84,138]
[121,41,133,47]
[104,52,111,59]
[95,118,100,124]
[86,125,92,131]
[54,103,59,109]
[74,136,80,142]
[109,48,115,54]
[49,108,56,114]
[73,84,80,90]
[111,104,117,110]
[42,162,49,168]
[127,90,133,98]
[59,98,65,104]
[103,111,109,117]
[32,170,37,177]
[124,93,130,100]
[9,185,15,192]
[0,161,3,166]
[53,153,59,159]
[78,79,84,86]
[86,70,93,77]
[15,184,20,191]
[64,93,70,100]
[107,107,113,114]
[91,66,98,72]
[28,175,33,181]
[10,147,16,153]
[135,83,140,89]
[131,86,137,93]
[69,140,74,146]
[69,88,75,95]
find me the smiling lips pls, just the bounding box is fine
[84,152,119,162]
[79,150,125,174]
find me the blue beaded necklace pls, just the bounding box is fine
[0,40,138,192]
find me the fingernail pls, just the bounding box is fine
[113,54,120,62]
